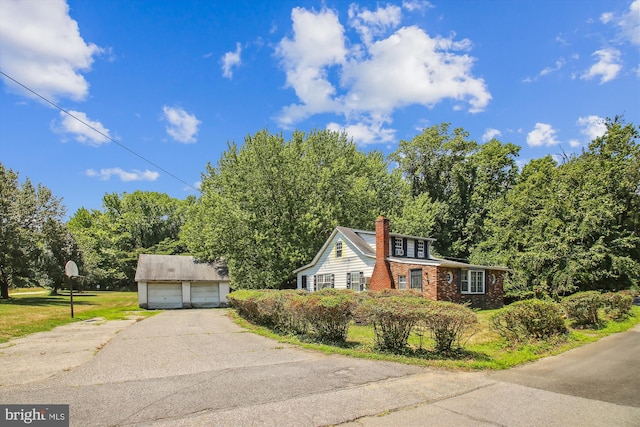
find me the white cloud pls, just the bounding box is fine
[618,0,640,46]
[581,48,622,83]
[348,4,402,47]
[577,115,607,142]
[600,12,614,24]
[569,139,581,148]
[482,128,501,142]
[0,0,101,101]
[56,110,111,146]
[275,7,491,144]
[402,1,433,13]
[221,42,242,79]
[527,123,559,147]
[326,118,396,145]
[523,58,567,83]
[86,168,159,182]
[162,106,201,143]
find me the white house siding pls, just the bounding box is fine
[297,232,375,291]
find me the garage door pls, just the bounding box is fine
[148,283,183,309]
[190,283,220,308]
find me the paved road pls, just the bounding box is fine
[0,310,638,426]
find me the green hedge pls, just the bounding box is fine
[422,302,478,353]
[491,299,567,344]
[357,294,426,351]
[602,292,634,321]
[561,291,602,327]
[298,289,358,342]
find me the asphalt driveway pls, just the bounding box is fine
[0,310,638,426]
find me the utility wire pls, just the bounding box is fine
[0,70,200,192]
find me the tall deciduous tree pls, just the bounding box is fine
[182,129,404,289]
[68,191,194,289]
[0,163,71,298]
[473,118,640,297]
[391,123,520,258]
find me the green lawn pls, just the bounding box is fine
[230,305,640,370]
[0,288,157,343]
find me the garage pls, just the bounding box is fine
[135,254,231,309]
[190,283,220,308]
[147,283,183,309]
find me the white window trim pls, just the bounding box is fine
[398,275,407,290]
[461,269,485,294]
[394,238,404,256]
[417,240,425,258]
[317,274,332,290]
[336,241,343,258]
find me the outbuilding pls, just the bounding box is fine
[135,254,230,309]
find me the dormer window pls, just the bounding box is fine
[417,241,425,258]
[336,241,343,258]
[394,238,404,256]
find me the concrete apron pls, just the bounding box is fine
[0,318,138,386]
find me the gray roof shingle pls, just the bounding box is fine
[134,254,229,282]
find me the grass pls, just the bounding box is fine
[228,305,640,371]
[0,288,157,343]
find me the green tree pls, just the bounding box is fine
[473,118,640,297]
[0,163,70,298]
[391,123,520,258]
[68,191,194,289]
[182,129,404,289]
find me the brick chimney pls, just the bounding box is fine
[369,216,393,291]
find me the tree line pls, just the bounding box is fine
[1,118,637,299]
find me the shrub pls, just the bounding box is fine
[227,290,266,322]
[602,292,634,321]
[422,302,478,353]
[358,295,427,351]
[299,289,358,342]
[491,299,567,344]
[561,291,603,327]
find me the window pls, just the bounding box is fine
[316,274,333,290]
[417,241,425,258]
[350,271,361,291]
[410,269,422,290]
[460,269,484,294]
[336,241,342,258]
[398,275,407,290]
[394,238,404,256]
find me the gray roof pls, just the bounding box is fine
[294,225,510,273]
[336,226,375,257]
[134,254,229,282]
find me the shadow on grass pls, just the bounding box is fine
[376,346,492,362]
[0,296,94,307]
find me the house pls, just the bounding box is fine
[293,216,507,309]
[135,254,230,309]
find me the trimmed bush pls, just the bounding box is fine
[491,299,567,344]
[602,292,634,321]
[358,295,427,351]
[422,302,478,353]
[561,291,603,327]
[227,290,266,322]
[299,289,358,342]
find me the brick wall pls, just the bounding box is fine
[370,216,393,291]
[389,262,438,300]
[388,264,504,309]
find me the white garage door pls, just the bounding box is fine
[190,283,220,308]
[148,283,183,309]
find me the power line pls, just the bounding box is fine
[0,70,200,192]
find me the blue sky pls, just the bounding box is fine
[1,0,638,217]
